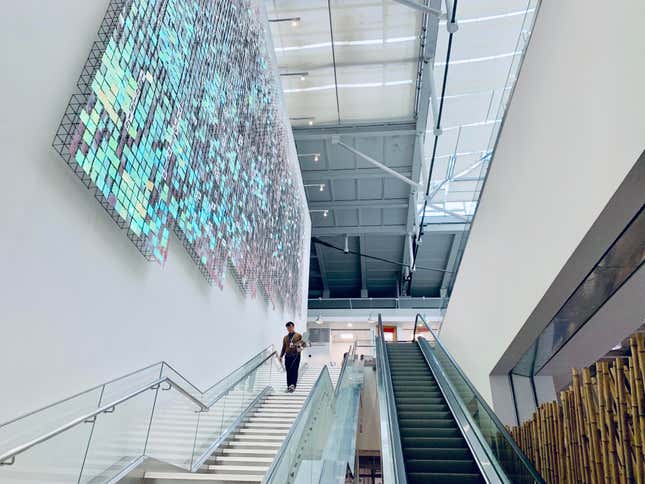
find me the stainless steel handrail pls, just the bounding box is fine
[263,366,332,483]
[334,341,357,398]
[0,376,207,465]
[376,314,408,484]
[0,345,275,431]
[205,351,278,407]
[0,348,278,467]
[414,314,545,483]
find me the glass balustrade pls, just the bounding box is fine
[0,346,279,482]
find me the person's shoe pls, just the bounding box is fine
[288,385,295,393]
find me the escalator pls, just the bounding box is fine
[388,342,484,483]
[376,314,545,484]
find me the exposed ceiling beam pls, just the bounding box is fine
[392,0,442,16]
[401,0,442,294]
[333,138,423,189]
[440,231,465,298]
[313,225,408,236]
[313,242,331,299]
[303,167,413,182]
[293,121,416,140]
[312,222,465,236]
[359,235,368,297]
[308,199,409,210]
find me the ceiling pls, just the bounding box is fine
[266,0,540,306]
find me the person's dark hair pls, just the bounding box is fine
[285,321,294,328]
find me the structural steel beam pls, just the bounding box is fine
[359,236,369,297]
[392,0,442,16]
[440,230,464,298]
[293,120,416,140]
[302,167,413,182]
[313,242,331,298]
[308,199,409,210]
[401,0,442,293]
[332,138,423,189]
[312,222,465,236]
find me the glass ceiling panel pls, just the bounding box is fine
[268,0,422,126]
[419,0,539,225]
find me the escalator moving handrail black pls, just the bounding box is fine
[414,313,545,483]
[377,314,408,484]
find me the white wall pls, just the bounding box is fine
[0,0,308,422]
[440,0,645,403]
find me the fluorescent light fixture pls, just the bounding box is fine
[268,16,301,25]
[280,71,309,80]
[340,333,354,340]
[347,323,352,327]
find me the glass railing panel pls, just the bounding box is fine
[0,387,102,456]
[0,363,162,459]
[417,318,544,483]
[145,386,201,469]
[191,356,274,464]
[201,347,274,402]
[319,355,363,483]
[266,367,334,484]
[78,386,156,482]
[0,421,91,484]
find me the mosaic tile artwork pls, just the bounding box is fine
[53,0,307,311]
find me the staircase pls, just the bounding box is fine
[387,342,485,484]
[144,364,334,483]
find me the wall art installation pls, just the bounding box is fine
[53,0,307,311]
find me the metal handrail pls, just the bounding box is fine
[414,314,545,483]
[0,376,206,465]
[0,345,275,431]
[205,350,278,407]
[376,314,408,484]
[0,348,278,467]
[263,366,332,483]
[334,341,357,398]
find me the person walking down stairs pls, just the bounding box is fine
[279,321,306,393]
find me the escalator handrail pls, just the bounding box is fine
[376,314,408,484]
[414,314,545,483]
[0,349,278,466]
[417,338,509,484]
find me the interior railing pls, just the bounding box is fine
[0,346,282,483]
[412,314,545,484]
[375,314,408,483]
[318,342,363,483]
[263,366,335,484]
[264,344,364,484]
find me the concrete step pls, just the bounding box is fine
[204,465,269,475]
[144,471,262,482]
[210,456,274,465]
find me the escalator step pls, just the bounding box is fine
[399,412,452,422]
[397,410,452,420]
[398,419,457,430]
[405,458,479,474]
[401,436,467,448]
[407,472,485,484]
[401,428,462,439]
[404,447,472,461]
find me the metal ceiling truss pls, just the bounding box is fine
[400,0,442,296]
